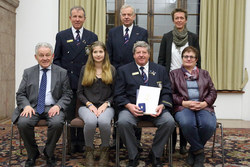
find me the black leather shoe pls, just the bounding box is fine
[77,144,85,153]
[180,146,188,155]
[25,159,36,167]
[25,151,40,167]
[127,154,139,167]
[43,148,56,167]
[149,151,163,167]
[70,143,77,153]
[46,157,56,167]
[186,151,195,166]
[193,152,205,167]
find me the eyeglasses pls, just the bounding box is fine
[183,55,196,60]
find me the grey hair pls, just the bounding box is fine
[35,42,53,55]
[133,41,150,54]
[120,4,135,16]
[70,6,86,17]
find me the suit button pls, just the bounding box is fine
[67,51,70,54]
[70,71,73,74]
[71,61,74,64]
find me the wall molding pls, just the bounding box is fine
[0,0,19,13]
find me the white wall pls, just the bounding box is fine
[16,0,59,90]
[15,0,250,121]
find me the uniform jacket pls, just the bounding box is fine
[169,68,217,114]
[107,25,148,69]
[53,28,98,90]
[114,61,172,111]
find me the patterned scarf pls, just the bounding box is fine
[172,25,188,47]
[181,65,199,81]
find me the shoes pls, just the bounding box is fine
[78,145,85,153]
[43,148,56,167]
[149,151,163,167]
[127,153,139,167]
[99,147,110,167]
[25,151,40,167]
[186,151,195,166]
[71,143,85,153]
[70,143,77,153]
[180,146,188,155]
[193,152,205,167]
[85,146,95,167]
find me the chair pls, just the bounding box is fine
[175,121,225,167]
[212,122,225,167]
[115,121,173,167]
[9,119,67,166]
[65,117,85,154]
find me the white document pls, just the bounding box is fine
[136,85,161,115]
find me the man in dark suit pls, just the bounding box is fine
[13,42,73,167]
[53,6,98,153]
[114,41,175,167]
[107,4,148,69]
[107,4,148,149]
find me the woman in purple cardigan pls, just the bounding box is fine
[170,46,217,167]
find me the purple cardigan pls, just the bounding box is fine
[169,68,217,114]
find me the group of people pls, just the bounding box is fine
[13,4,217,167]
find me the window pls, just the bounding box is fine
[106,0,200,62]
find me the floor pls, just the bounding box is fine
[217,119,250,128]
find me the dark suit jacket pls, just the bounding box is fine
[169,68,217,114]
[158,31,201,74]
[53,28,98,90]
[107,25,148,69]
[12,64,73,123]
[114,61,172,112]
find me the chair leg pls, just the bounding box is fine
[168,134,173,167]
[9,122,14,166]
[62,121,67,167]
[115,123,120,167]
[211,127,217,157]
[218,123,225,167]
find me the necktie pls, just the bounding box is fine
[76,30,81,46]
[140,66,148,85]
[124,28,129,44]
[37,69,48,114]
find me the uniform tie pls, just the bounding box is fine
[140,66,148,85]
[36,69,48,114]
[76,30,81,46]
[124,28,129,44]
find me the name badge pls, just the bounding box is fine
[67,39,73,43]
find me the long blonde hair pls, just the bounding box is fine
[82,41,113,86]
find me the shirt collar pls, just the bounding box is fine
[39,65,52,71]
[136,62,149,73]
[71,26,84,35]
[123,24,133,33]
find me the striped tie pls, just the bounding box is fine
[124,28,129,44]
[140,66,148,85]
[76,30,81,46]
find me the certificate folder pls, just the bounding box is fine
[136,85,161,115]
